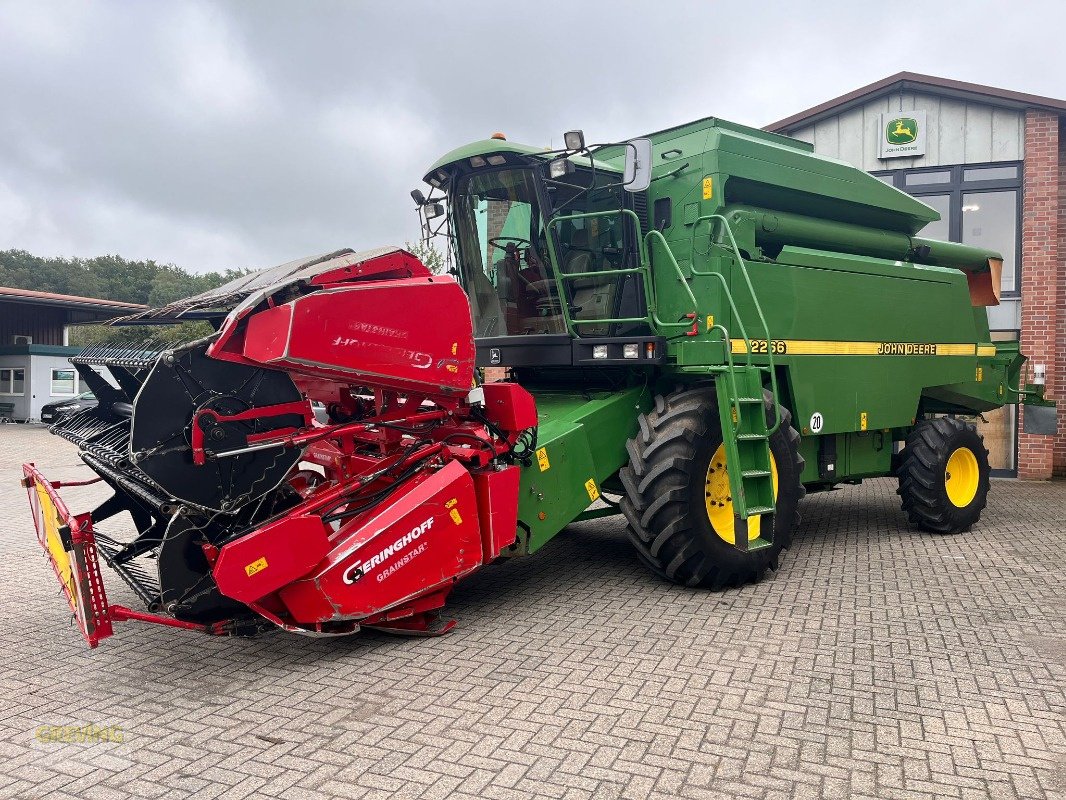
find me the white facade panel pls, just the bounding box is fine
[783,91,1025,171]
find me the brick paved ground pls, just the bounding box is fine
[1,425,1064,800]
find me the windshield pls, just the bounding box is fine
[452,168,565,337]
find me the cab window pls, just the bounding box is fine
[452,169,565,337]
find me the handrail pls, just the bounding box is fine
[689,214,781,436]
[558,267,646,280]
[706,323,744,436]
[1005,361,1047,402]
[572,316,649,325]
[643,229,700,330]
[544,209,653,336]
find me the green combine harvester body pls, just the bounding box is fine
[422,116,1053,581]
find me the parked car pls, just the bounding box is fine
[40,392,97,423]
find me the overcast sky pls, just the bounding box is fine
[1,1,1064,273]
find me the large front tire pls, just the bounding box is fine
[620,387,805,589]
[897,417,990,533]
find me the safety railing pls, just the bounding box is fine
[689,214,782,436]
[642,229,701,331]
[545,209,690,333]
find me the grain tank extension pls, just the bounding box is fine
[24,117,1055,646]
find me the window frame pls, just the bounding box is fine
[871,161,1023,298]
[987,329,1020,479]
[50,368,77,397]
[0,368,26,396]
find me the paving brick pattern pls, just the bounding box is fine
[1,426,1064,799]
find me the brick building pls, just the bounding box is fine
[766,73,1065,479]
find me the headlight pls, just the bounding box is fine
[549,157,575,179]
[592,345,608,360]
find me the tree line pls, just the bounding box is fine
[1,243,447,308]
[0,244,449,346]
[0,249,246,307]
[0,249,249,347]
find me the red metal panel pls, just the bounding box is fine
[308,248,431,285]
[278,460,483,624]
[212,515,332,604]
[472,466,520,561]
[242,278,475,396]
[480,383,538,432]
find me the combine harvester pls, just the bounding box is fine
[24,118,1056,646]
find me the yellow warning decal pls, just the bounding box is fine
[584,479,600,502]
[730,339,988,357]
[36,484,77,613]
[702,177,713,200]
[536,447,550,471]
[245,557,268,577]
[706,314,715,331]
[860,412,868,431]
[449,508,463,525]
[976,366,983,382]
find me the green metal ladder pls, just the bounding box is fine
[688,215,781,549]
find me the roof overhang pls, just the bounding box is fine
[0,287,146,316]
[766,71,1066,133]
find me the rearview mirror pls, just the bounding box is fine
[410,189,426,206]
[622,138,652,193]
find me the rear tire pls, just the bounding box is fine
[897,417,990,533]
[620,386,805,589]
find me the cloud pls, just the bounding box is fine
[0,0,1063,272]
[162,4,274,122]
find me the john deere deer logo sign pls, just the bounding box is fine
[879,110,926,159]
[887,117,917,144]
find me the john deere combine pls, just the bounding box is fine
[24,116,1054,646]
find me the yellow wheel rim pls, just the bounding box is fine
[944,447,979,508]
[704,443,778,545]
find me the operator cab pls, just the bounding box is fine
[417,132,662,368]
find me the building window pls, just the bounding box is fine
[904,169,952,186]
[962,191,1018,291]
[918,194,951,242]
[872,161,1022,297]
[50,369,76,396]
[0,368,25,395]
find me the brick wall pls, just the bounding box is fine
[1056,118,1066,477]
[1018,110,1063,479]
